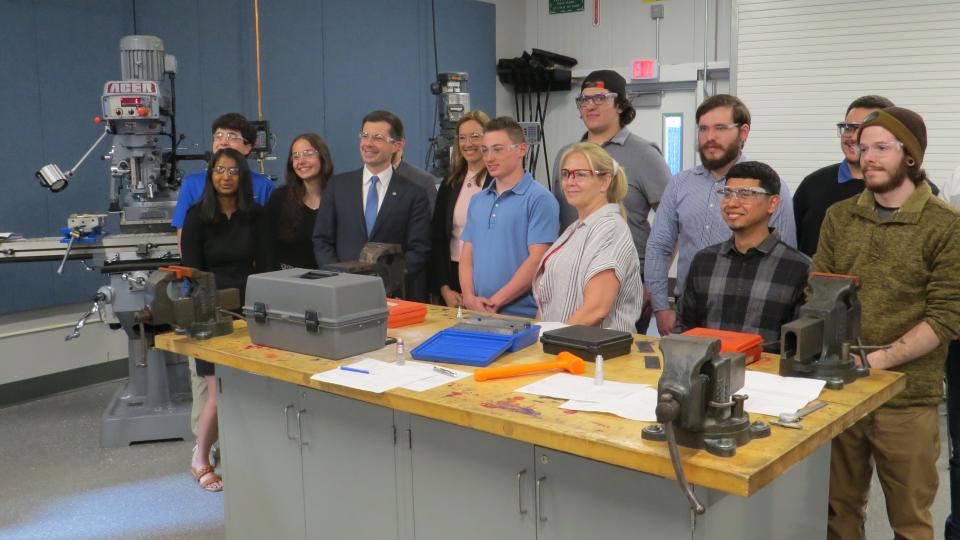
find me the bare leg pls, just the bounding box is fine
[191,375,221,491]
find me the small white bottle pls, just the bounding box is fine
[594,354,604,385]
[396,338,406,366]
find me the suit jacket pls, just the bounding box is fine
[313,168,432,300]
[430,172,492,294]
[396,161,439,217]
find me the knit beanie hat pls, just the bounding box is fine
[858,107,927,167]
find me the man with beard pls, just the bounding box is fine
[793,95,894,257]
[644,94,796,336]
[673,161,809,351]
[814,107,960,540]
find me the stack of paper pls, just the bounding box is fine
[310,358,470,394]
[737,371,827,417]
[516,373,658,421]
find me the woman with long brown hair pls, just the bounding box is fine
[430,110,492,306]
[266,133,334,268]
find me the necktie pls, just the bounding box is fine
[365,175,380,236]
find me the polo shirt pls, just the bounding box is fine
[171,170,275,228]
[462,173,559,317]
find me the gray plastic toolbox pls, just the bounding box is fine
[243,268,388,359]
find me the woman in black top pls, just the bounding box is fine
[266,133,333,268]
[181,148,272,492]
[430,110,492,306]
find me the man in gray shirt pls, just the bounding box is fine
[551,70,672,331]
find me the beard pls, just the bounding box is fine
[699,138,741,171]
[864,158,908,194]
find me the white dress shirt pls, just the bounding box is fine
[362,165,393,218]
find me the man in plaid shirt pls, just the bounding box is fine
[674,161,811,351]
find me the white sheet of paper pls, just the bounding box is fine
[515,373,647,402]
[560,387,660,422]
[737,371,827,417]
[310,358,436,394]
[400,362,472,391]
[536,321,569,337]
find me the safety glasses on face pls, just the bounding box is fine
[213,131,245,142]
[213,166,240,176]
[575,92,617,109]
[457,132,483,143]
[716,187,771,201]
[358,132,396,144]
[697,123,740,136]
[479,144,520,156]
[855,141,904,157]
[836,122,861,137]
[291,149,319,160]
[559,169,610,182]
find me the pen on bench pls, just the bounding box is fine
[433,366,458,378]
[340,366,370,374]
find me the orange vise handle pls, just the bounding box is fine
[473,351,586,382]
[158,265,195,280]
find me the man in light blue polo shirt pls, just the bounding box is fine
[460,117,559,317]
[171,112,275,245]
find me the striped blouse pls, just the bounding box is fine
[533,203,642,332]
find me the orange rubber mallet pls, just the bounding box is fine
[473,351,586,382]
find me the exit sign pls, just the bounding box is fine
[632,59,660,80]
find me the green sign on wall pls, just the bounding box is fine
[550,0,584,15]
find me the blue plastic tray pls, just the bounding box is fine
[506,324,541,352]
[410,329,513,367]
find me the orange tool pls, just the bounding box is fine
[473,351,586,382]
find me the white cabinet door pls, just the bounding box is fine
[218,367,306,540]
[408,415,536,540]
[535,446,694,540]
[299,389,399,540]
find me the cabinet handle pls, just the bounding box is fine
[517,469,528,515]
[536,476,547,523]
[283,405,295,440]
[297,409,309,446]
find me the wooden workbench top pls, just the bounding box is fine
[154,305,903,497]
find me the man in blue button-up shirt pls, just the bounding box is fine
[644,95,796,336]
[460,117,559,317]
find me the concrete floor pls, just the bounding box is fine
[0,381,223,540]
[0,379,951,539]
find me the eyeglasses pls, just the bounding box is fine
[575,92,617,109]
[836,122,862,137]
[855,141,904,157]
[697,123,741,136]
[716,187,771,201]
[213,165,240,176]
[559,169,609,182]
[291,149,319,160]
[479,144,520,156]
[359,132,396,144]
[213,131,245,142]
[457,132,483,143]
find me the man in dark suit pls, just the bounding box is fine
[313,110,431,300]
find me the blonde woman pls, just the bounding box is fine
[533,142,641,332]
[430,110,492,306]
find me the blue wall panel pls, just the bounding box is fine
[0,0,495,315]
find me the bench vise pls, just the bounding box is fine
[779,273,869,390]
[642,335,770,457]
[135,265,240,339]
[322,242,406,298]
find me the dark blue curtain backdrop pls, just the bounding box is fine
[0,0,494,314]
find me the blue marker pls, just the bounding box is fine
[340,366,370,374]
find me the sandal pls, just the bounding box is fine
[193,444,219,467]
[191,465,223,492]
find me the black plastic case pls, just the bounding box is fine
[540,325,633,360]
